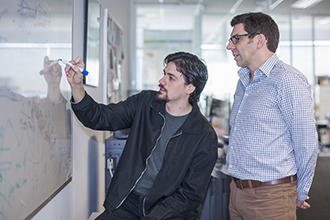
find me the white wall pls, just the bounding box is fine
[32,0,131,219]
[102,0,131,99]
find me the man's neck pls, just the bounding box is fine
[248,52,274,83]
[165,101,193,116]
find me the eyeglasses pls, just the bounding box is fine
[228,33,260,44]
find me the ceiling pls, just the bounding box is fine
[135,0,330,15]
[135,0,330,45]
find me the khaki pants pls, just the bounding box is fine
[229,179,297,220]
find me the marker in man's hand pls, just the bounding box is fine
[39,59,89,76]
[59,59,89,76]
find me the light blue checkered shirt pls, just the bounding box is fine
[227,54,318,200]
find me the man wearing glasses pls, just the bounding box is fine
[226,12,318,219]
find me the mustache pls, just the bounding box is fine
[158,84,167,92]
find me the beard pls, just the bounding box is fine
[155,84,169,102]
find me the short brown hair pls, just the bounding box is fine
[230,12,279,53]
[163,52,208,104]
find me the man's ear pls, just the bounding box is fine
[257,34,267,49]
[187,84,196,95]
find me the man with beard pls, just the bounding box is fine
[65,51,218,220]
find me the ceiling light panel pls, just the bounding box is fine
[291,0,323,9]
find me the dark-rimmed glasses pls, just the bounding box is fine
[228,33,260,44]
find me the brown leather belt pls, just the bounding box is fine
[233,174,297,189]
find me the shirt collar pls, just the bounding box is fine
[237,53,279,86]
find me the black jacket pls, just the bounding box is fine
[72,90,218,219]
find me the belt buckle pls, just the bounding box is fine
[239,179,244,189]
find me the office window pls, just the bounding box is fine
[292,15,314,85]
[272,14,290,64]
[135,4,197,91]
[314,16,330,118]
[201,14,239,103]
[314,16,330,76]
[134,6,330,111]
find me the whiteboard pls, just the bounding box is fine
[0,0,72,219]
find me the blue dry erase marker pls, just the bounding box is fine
[59,59,89,76]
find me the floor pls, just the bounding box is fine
[296,146,330,220]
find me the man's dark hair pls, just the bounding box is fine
[163,51,208,104]
[230,12,279,53]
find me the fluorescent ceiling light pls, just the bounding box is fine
[269,0,284,10]
[291,0,323,9]
[230,0,243,14]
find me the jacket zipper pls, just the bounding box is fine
[115,112,167,212]
[142,123,183,216]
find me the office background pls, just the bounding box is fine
[0,0,329,219]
